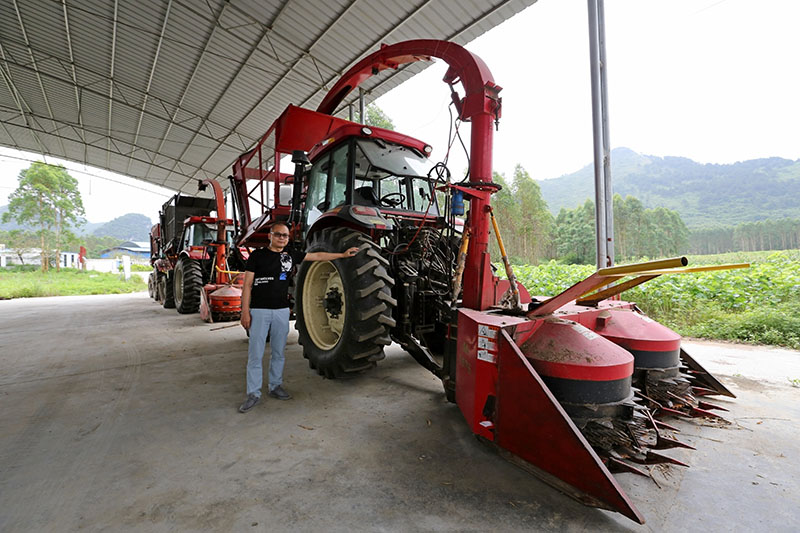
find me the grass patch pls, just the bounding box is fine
[0,268,146,299]
[648,302,800,350]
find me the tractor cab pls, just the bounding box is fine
[298,125,440,238]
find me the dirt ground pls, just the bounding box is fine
[1,292,798,532]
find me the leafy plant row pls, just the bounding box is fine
[507,251,800,349]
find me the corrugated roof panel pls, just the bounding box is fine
[112,37,159,92]
[0,1,19,35]
[135,113,171,153]
[0,0,538,194]
[237,98,286,133]
[228,0,283,27]
[35,131,62,158]
[109,103,143,145]
[0,83,20,114]
[62,137,87,160]
[0,124,23,148]
[148,30,214,107]
[66,5,115,77]
[107,148,132,169]
[15,2,70,60]
[12,124,40,149]
[4,64,48,118]
[117,1,171,39]
[181,143,215,166]
[39,78,80,126]
[225,58,285,100]
[79,91,110,131]
[85,144,107,164]
[217,3,265,44]
[179,48,243,117]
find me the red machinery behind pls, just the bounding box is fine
[196,179,244,323]
[148,179,244,322]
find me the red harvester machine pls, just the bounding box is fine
[227,39,745,523]
[149,179,245,322]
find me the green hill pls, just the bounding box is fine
[537,148,800,228]
[1,205,145,238]
[93,213,152,241]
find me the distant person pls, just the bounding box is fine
[238,222,359,413]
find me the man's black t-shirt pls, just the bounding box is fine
[245,247,306,309]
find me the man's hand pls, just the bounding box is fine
[343,247,359,257]
[240,310,251,331]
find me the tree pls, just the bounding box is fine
[2,162,85,271]
[512,165,555,262]
[364,104,395,130]
[554,200,596,264]
[488,166,555,264]
[0,229,38,264]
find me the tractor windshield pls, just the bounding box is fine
[354,139,438,214]
[356,138,430,177]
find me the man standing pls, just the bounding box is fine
[239,222,358,413]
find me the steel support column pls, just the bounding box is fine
[588,0,614,268]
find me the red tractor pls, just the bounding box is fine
[228,40,740,524]
[149,179,245,322]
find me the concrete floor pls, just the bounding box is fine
[1,292,799,532]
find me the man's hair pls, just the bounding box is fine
[270,222,289,232]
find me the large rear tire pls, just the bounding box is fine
[159,271,175,309]
[174,256,202,314]
[296,228,396,378]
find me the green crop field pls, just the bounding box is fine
[509,250,800,349]
[0,266,146,299]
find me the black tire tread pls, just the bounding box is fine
[161,272,175,309]
[175,257,203,314]
[296,228,396,378]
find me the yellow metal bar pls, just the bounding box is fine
[623,263,750,275]
[597,256,687,276]
[215,266,244,275]
[489,207,521,309]
[577,263,749,305]
[451,227,471,304]
[577,274,660,305]
[489,209,508,258]
[576,274,627,298]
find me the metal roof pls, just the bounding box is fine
[0,0,536,194]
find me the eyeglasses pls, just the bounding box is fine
[270,232,290,238]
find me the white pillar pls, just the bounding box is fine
[122,255,131,280]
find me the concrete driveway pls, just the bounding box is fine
[1,292,798,532]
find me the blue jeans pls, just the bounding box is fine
[246,307,290,398]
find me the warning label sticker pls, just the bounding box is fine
[478,325,498,339]
[477,349,496,363]
[478,337,497,351]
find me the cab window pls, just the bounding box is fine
[303,156,328,230]
[328,143,349,209]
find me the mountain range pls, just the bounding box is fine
[0,208,152,241]
[4,149,799,235]
[537,148,800,228]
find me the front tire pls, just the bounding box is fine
[174,256,202,313]
[296,228,397,378]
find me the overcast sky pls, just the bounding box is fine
[2,0,798,223]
